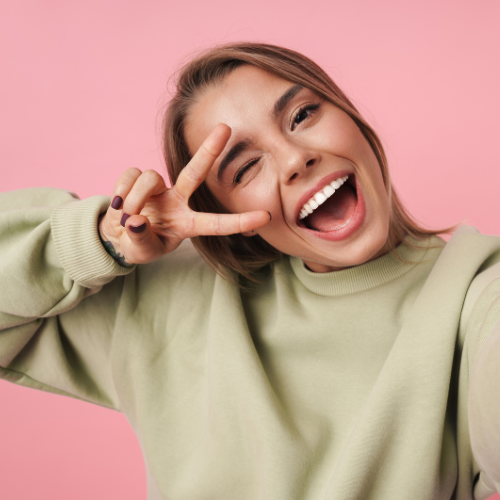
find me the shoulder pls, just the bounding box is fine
[452,227,500,356]
[439,225,500,266]
[450,226,500,307]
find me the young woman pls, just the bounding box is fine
[1,43,499,500]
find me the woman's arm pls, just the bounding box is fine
[469,316,500,494]
[0,187,135,409]
[0,125,270,409]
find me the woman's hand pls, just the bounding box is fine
[98,124,271,266]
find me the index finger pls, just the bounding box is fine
[174,123,231,201]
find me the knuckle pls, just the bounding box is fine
[212,215,222,235]
[142,169,161,184]
[183,165,203,184]
[201,142,218,158]
[123,168,142,183]
[126,167,142,176]
[189,217,196,235]
[174,217,194,240]
[171,186,187,204]
[115,180,131,193]
[123,198,143,215]
[115,168,142,191]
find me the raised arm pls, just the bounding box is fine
[0,123,271,410]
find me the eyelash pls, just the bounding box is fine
[234,157,261,184]
[291,103,321,131]
[233,102,321,185]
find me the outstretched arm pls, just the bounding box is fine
[469,319,500,494]
[0,123,271,409]
[0,188,133,408]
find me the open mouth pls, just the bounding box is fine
[297,174,359,232]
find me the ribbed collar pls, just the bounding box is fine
[289,237,439,296]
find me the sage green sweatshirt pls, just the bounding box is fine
[1,187,500,500]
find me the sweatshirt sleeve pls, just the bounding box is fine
[0,187,136,410]
[461,257,500,498]
[468,315,500,496]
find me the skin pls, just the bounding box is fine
[97,64,500,487]
[100,66,392,272]
[186,66,391,272]
[99,124,271,265]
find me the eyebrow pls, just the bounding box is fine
[272,84,304,119]
[217,140,252,181]
[216,84,305,181]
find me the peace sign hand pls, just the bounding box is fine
[98,124,271,266]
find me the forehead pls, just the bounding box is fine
[184,66,293,155]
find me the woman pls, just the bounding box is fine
[0,43,499,500]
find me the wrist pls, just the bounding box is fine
[98,214,134,268]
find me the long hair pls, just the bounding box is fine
[162,42,453,283]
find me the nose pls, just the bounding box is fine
[276,139,319,184]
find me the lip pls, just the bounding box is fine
[295,172,366,242]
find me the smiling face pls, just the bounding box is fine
[184,65,392,272]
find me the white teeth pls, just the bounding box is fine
[309,199,319,210]
[314,192,328,205]
[298,175,349,220]
[323,184,335,198]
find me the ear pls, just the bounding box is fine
[241,230,257,237]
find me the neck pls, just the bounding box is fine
[301,236,402,273]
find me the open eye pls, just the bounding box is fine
[292,103,320,131]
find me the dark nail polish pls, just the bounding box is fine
[111,196,123,210]
[129,223,146,233]
[120,213,131,227]
[267,211,272,221]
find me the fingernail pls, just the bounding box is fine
[267,211,272,221]
[120,213,131,227]
[111,196,123,210]
[129,223,146,233]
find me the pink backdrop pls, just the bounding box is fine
[1,1,500,498]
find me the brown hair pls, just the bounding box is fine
[162,42,453,283]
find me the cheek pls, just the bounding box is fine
[225,173,281,215]
[322,119,387,200]
[328,126,371,166]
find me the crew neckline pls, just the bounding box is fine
[289,237,442,296]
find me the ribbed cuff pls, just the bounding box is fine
[51,195,136,288]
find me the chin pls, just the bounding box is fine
[326,224,390,269]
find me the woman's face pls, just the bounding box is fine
[185,66,391,272]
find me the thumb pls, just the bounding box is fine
[121,214,163,264]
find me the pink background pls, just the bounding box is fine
[1,1,500,498]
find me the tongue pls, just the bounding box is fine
[305,183,357,232]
